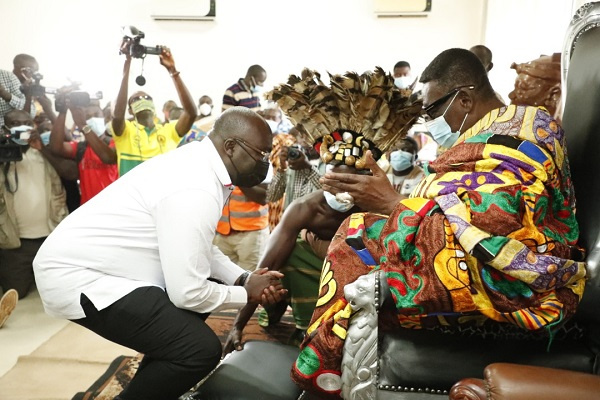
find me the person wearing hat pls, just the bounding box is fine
[110,39,197,176]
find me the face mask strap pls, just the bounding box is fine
[441,90,461,118]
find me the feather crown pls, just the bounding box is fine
[265,67,423,169]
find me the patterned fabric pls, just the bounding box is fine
[110,119,180,176]
[0,69,33,126]
[221,78,261,111]
[291,105,587,397]
[267,133,296,231]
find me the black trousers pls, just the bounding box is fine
[72,286,222,400]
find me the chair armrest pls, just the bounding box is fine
[449,378,486,400]
[454,363,600,400]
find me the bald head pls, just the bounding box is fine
[211,107,270,142]
[469,45,493,73]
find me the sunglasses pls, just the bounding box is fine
[233,138,271,162]
[423,85,475,119]
[129,94,153,105]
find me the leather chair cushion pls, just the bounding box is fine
[192,341,302,400]
[378,328,596,392]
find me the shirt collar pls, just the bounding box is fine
[201,137,233,189]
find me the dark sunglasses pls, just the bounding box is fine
[233,138,271,162]
[423,85,475,117]
[129,94,153,105]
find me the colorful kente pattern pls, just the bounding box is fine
[291,106,587,397]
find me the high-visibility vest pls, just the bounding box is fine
[217,187,268,234]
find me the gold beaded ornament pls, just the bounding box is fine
[265,67,422,170]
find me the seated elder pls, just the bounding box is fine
[291,48,587,397]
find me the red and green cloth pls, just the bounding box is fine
[291,105,587,397]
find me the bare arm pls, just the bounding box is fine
[29,131,79,181]
[159,47,197,136]
[48,110,75,159]
[111,40,132,137]
[70,106,117,164]
[224,200,308,354]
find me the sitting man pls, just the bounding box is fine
[292,48,587,397]
[224,67,422,353]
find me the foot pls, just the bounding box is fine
[0,289,18,329]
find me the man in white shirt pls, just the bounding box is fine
[33,107,287,400]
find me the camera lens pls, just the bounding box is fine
[288,146,301,160]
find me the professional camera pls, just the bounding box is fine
[26,72,51,98]
[122,26,163,59]
[287,144,305,160]
[0,128,25,163]
[54,90,103,113]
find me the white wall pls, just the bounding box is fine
[0,0,576,117]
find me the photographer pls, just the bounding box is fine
[12,54,56,124]
[49,95,118,205]
[0,109,77,302]
[0,57,33,127]
[111,38,197,176]
[266,138,322,212]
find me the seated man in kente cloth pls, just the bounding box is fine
[291,48,587,397]
[223,67,423,353]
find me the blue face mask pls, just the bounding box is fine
[86,117,106,136]
[251,84,263,95]
[389,150,415,172]
[40,131,51,146]
[424,91,468,149]
[323,191,354,213]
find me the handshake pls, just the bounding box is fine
[241,268,287,305]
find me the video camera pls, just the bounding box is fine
[54,90,103,113]
[0,127,26,163]
[122,26,163,59]
[23,73,102,112]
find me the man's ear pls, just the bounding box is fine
[128,107,134,117]
[458,91,474,113]
[223,138,236,157]
[487,62,494,72]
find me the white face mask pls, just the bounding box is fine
[86,117,106,137]
[9,125,33,145]
[266,119,279,133]
[394,76,413,90]
[198,103,212,116]
[323,191,354,212]
[424,91,468,149]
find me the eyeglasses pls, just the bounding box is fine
[129,94,153,105]
[234,138,271,162]
[422,85,475,120]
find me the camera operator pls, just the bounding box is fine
[0,55,35,127]
[12,54,56,124]
[0,109,78,302]
[49,96,118,205]
[111,39,197,176]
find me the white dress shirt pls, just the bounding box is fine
[33,138,248,319]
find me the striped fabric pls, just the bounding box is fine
[222,79,261,111]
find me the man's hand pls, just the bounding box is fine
[119,38,132,59]
[159,46,176,73]
[223,326,243,355]
[244,268,287,305]
[28,130,43,151]
[69,103,87,129]
[320,150,403,215]
[278,148,289,171]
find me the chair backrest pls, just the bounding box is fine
[561,7,600,322]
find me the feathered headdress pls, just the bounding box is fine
[265,67,422,170]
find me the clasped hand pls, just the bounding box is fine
[244,268,287,305]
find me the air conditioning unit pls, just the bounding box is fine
[374,0,432,17]
[150,0,215,21]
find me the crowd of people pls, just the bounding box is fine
[0,37,582,400]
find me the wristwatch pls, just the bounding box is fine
[81,125,92,135]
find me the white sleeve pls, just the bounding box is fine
[153,189,247,313]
